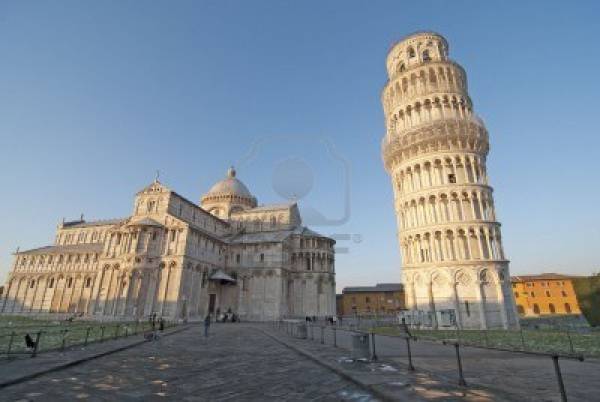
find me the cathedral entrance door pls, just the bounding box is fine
[208,294,216,314]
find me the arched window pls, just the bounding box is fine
[48,278,55,288]
[67,277,73,288]
[565,303,572,313]
[517,305,525,315]
[422,50,431,61]
[85,277,92,288]
[30,280,36,288]
[533,304,540,314]
[399,63,406,72]
[408,47,415,58]
[549,303,556,314]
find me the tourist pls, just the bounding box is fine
[204,314,211,337]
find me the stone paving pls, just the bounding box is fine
[1,324,379,401]
[298,324,600,402]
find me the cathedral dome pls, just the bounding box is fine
[205,167,253,198]
[201,167,257,218]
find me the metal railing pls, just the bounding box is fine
[0,321,175,360]
[269,320,586,402]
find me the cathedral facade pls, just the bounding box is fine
[0,168,336,321]
[381,32,519,329]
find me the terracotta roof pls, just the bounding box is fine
[126,217,163,227]
[62,218,124,228]
[238,203,296,213]
[342,283,404,293]
[511,273,582,282]
[17,243,103,255]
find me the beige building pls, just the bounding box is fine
[0,167,336,321]
[381,32,519,329]
[337,283,405,316]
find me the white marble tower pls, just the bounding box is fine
[381,32,519,329]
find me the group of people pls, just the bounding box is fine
[146,313,166,341]
[203,308,238,338]
[305,316,341,325]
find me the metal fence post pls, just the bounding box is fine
[31,331,42,358]
[6,331,15,357]
[320,326,324,344]
[484,330,489,347]
[454,343,467,386]
[520,329,526,350]
[333,327,337,348]
[84,327,91,346]
[100,326,105,342]
[134,321,139,335]
[406,337,415,371]
[61,329,68,351]
[565,330,574,355]
[552,355,568,402]
[371,333,378,361]
[114,324,120,340]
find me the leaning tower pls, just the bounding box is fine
[381,32,519,329]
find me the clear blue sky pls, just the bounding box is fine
[1,1,599,290]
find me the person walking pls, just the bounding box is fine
[204,314,211,338]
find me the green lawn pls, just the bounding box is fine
[371,326,600,358]
[0,316,156,356]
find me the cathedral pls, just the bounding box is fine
[0,168,336,321]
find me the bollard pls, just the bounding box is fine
[370,333,378,361]
[100,326,105,342]
[333,327,337,348]
[454,343,467,386]
[134,321,139,335]
[31,331,42,358]
[84,327,91,346]
[114,324,120,340]
[552,355,568,402]
[6,331,15,357]
[406,337,415,371]
[320,326,324,344]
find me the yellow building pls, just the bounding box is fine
[338,283,405,316]
[511,274,581,317]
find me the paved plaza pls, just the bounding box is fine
[1,324,379,402]
[2,323,599,401]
